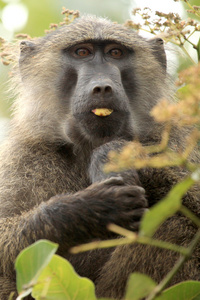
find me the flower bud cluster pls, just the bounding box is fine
[125,2,200,59]
[45,7,80,34]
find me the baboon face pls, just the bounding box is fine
[61,41,135,141]
[19,16,167,144]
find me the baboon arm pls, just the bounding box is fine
[0,192,110,279]
[89,140,142,186]
[0,176,148,279]
[0,195,106,277]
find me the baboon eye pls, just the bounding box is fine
[109,49,123,58]
[75,48,91,57]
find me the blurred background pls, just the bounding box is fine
[0,0,199,141]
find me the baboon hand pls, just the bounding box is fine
[47,177,148,240]
[80,176,148,232]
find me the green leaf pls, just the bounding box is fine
[32,254,97,300]
[140,177,195,237]
[15,240,58,295]
[155,281,200,300]
[125,273,156,300]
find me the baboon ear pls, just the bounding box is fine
[148,37,166,71]
[19,41,37,69]
[20,41,36,53]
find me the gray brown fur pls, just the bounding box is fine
[0,16,199,299]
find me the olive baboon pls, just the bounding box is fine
[0,15,199,299]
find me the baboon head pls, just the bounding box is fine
[17,16,168,145]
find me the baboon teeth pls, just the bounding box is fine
[92,108,113,117]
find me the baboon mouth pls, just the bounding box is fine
[92,108,113,117]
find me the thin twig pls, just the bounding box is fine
[71,224,188,255]
[146,228,200,300]
[180,206,200,228]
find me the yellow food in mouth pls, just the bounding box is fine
[92,108,113,117]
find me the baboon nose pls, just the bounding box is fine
[92,84,113,95]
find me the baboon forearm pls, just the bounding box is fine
[90,140,141,186]
[0,175,149,278]
[0,199,97,277]
[0,191,120,277]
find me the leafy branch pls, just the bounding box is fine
[125,0,200,62]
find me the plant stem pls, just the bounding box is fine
[109,224,188,255]
[180,44,197,64]
[138,236,188,255]
[146,228,200,300]
[183,29,196,45]
[182,34,197,49]
[71,224,188,255]
[180,206,200,227]
[70,237,134,254]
